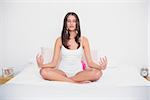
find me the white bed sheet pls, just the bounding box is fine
[7,63,150,87]
[0,64,149,100]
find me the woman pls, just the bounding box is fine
[36,12,107,83]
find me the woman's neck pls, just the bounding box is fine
[69,31,77,39]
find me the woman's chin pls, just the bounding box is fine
[69,29,76,31]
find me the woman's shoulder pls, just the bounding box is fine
[81,36,88,43]
[81,36,88,40]
[56,36,61,41]
[55,36,62,45]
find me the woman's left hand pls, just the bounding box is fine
[99,56,107,70]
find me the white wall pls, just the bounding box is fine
[0,16,1,67]
[0,0,148,70]
[0,4,3,67]
[148,0,150,66]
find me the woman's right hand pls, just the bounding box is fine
[36,54,44,68]
[99,56,107,70]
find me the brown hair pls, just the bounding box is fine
[61,12,81,49]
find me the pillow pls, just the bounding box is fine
[40,47,61,67]
[40,47,54,64]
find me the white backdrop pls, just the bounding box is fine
[0,5,3,67]
[0,0,148,71]
[148,0,150,66]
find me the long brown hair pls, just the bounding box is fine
[61,12,81,49]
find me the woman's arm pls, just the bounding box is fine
[36,37,62,68]
[82,36,107,70]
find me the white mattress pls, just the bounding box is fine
[0,64,149,100]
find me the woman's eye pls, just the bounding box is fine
[67,20,71,23]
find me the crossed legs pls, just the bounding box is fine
[40,68,74,83]
[40,67,102,83]
[70,68,102,83]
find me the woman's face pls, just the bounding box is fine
[67,15,77,31]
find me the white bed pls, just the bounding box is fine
[0,63,150,100]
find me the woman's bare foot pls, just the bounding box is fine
[68,77,91,84]
[78,81,91,84]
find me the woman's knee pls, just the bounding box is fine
[90,69,103,81]
[40,68,53,79]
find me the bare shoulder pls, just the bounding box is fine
[81,36,89,44]
[55,36,62,46]
[56,36,61,41]
[55,36,61,43]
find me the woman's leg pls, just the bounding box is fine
[40,67,74,83]
[69,68,102,83]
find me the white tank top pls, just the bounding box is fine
[58,39,84,77]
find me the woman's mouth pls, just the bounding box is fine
[70,26,74,28]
